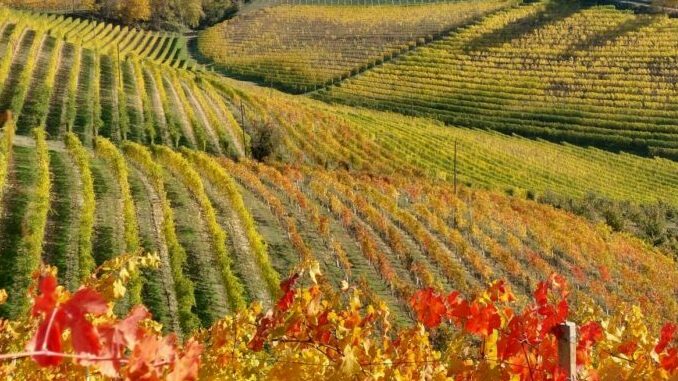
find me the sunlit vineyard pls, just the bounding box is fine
[0,0,93,12]
[228,84,678,204]
[318,3,678,159]
[0,118,676,331]
[1,6,675,204]
[0,1,676,379]
[0,6,194,66]
[198,0,514,92]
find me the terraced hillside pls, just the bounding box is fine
[0,2,675,356]
[0,119,676,331]
[227,83,678,205]
[316,3,678,159]
[0,6,195,67]
[0,7,676,206]
[0,13,243,154]
[199,0,515,92]
[0,0,93,12]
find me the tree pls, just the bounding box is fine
[175,0,203,28]
[121,0,152,22]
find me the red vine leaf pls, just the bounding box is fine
[410,288,447,329]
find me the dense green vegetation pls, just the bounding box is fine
[538,192,678,255]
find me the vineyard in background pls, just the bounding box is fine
[0,0,93,13]
[0,5,196,66]
[316,3,678,159]
[231,85,678,205]
[0,5,675,204]
[198,0,515,92]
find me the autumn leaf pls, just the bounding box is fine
[96,306,151,376]
[28,275,108,366]
[28,313,63,366]
[465,302,501,337]
[339,344,360,376]
[617,340,638,357]
[167,339,203,381]
[410,288,447,329]
[578,322,603,349]
[660,348,678,372]
[655,323,677,354]
[308,261,322,284]
[60,288,108,355]
[486,280,515,303]
[535,281,549,306]
[277,273,300,312]
[446,291,470,324]
[126,334,178,380]
[31,274,59,316]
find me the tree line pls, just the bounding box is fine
[99,0,237,29]
[2,0,238,30]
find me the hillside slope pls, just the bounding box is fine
[198,0,515,92]
[0,121,676,328]
[218,80,678,205]
[316,3,678,159]
[0,3,674,342]
[1,8,675,206]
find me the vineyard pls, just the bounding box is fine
[0,116,676,329]
[1,4,676,204]
[227,85,678,204]
[0,6,194,66]
[198,0,515,92]
[317,3,678,159]
[0,0,676,379]
[0,116,676,379]
[0,6,248,156]
[0,0,93,13]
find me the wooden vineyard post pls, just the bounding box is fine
[117,43,125,141]
[555,321,577,381]
[240,99,247,157]
[454,139,458,196]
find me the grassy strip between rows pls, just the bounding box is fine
[183,149,280,299]
[122,141,200,333]
[10,128,50,316]
[0,113,15,207]
[94,136,141,305]
[64,132,96,282]
[154,145,246,310]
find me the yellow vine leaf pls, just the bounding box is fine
[339,344,360,377]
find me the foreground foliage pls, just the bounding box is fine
[0,254,675,380]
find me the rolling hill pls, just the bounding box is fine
[198,0,515,92]
[315,3,678,159]
[1,118,676,332]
